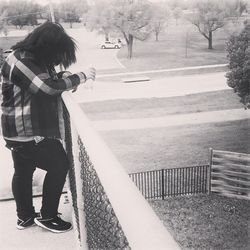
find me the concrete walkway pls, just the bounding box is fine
[92,108,249,131]
[72,72,229,103]
[97,64,227,78]
[0,197,77,250]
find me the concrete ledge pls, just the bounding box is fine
[122,76,150,83]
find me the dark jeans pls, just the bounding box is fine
[5,138,69,220]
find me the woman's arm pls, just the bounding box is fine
[11,58,86,96]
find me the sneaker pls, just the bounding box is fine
[16,212,40,230]
[34,214,72,233]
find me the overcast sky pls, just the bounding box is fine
[27,0,164,6]
[34,0,68,5]
[2,0,166,7]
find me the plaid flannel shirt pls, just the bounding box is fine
[1,49,85,139]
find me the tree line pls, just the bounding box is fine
[0,0,88,29]
[0,0,249,59]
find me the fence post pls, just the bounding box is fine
[161,169,165,200]
[207,148,213,194]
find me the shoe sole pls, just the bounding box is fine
[16,223,36,230]
[34,218,72,233]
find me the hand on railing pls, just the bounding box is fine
[60,68,96,92]
[84,67,96,81]
[84,67,96,91]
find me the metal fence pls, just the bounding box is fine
[129,165,210,200]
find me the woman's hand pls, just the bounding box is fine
[84,67,96,81]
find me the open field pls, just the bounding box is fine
[117,21,243,72]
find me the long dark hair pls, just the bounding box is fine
[11,22,77,69]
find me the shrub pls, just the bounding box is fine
[226,23,250,108]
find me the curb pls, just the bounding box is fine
[97,64,228,78]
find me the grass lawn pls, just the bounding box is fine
[80,90,248,173]
[80,89,243,121]
[99,119,250,173]
[117,22,239,72]
[150,194,250,250]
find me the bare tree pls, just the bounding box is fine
[87,0,153,59]
[188,0,248,50]
[86,0,113,41]
[151,4,170,41]
[4,0,40,29]
[188,0,227,49]
[172,7,183,25]
[56,0,88,28]
[110,0,153,59]
[0,10,7,33]
[226,0,248,20]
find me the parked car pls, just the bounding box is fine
[100,41,121,49]
[3,49,13,59]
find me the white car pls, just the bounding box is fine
[100,41,121,49]
[3,49,13,59]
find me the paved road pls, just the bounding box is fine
[1,27,124,71]
[67,28,125,71]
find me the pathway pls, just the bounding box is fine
[92,108,249,131]
[72,72,229,103]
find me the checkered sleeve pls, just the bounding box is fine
[12,57,85,96]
